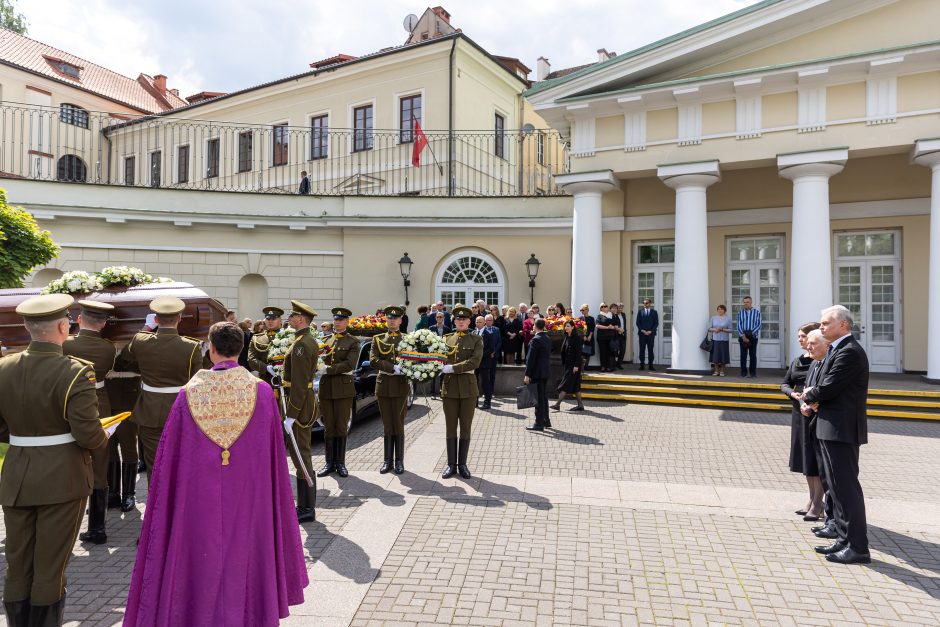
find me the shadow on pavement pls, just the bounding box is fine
[866,525,940,600]
[528,428,603,446]
[304,520,377,584]
[397,471,553,511]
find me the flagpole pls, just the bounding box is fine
[414,114,444,176]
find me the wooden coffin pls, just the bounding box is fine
[0,282,226,349]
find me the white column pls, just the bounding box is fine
[778,149,846,363]
[659,161,720,372]
[914,139,940,382]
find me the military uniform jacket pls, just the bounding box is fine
[318,333,358,399]
[248,330,279,383]
[370,332,410,398]
[63,329,116,418]
[441,332,483,399]
[115,328,202,429]
[283,327,319,427]
[0,341,107,506]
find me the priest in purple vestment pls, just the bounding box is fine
[124,322,309,627]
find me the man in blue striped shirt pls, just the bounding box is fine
[737,296,762,378]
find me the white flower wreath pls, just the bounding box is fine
[396,329,450,382]
[267,327,326,376]
[98,266,155,288]
[40,266,175,294]
[41,271,103,295]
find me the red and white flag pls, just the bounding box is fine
[411,118,428,167]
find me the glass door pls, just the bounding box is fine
[728,237,785,368]
[634,242,674,366]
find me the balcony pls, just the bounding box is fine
[0,103,570,197]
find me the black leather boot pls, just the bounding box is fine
[296,474,314,523]
[120,462,137,512]
[394,434,405,475]
[316,437,335,477]
[335,437,349,478]
[379,436,393,474]
[457,439,472,479]
[26,593,64,627]
[441,438,457,478]
[106,461,121,509]
[4,599,29,627]
[79,489,107,544]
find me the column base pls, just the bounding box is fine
[922,375,940,385]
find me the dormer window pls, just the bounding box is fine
[44,56,83,80]
[58,62,80,79]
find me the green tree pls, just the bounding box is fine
[0,188,59,288]
[0,0,26,34]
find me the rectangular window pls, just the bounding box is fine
[273,123,288,166]
[237,131,253,172]
[494,112,505,158]
[177,145,190,183]
[536,131,545,165]
[206,138,220,178]
[353,104,373,152]
[310,115,328,160]
[399,94,421,143]
[124,156,135,186]
[150,151,161,188]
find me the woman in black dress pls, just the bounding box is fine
[781,321,824,520]
[552,320,585,411]
[502,306,524,365]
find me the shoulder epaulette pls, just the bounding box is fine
[182,336,203,345]
[66,355,94,368]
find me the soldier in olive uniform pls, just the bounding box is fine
[282,300,318,523]
[248,305,284,383]
[0,294,110,627]
[370,305,410,474]
[115,297,202,485]
[63,300,116,545]
[316,307,359,478]
[441,306,483,479]
[105,347,142,513]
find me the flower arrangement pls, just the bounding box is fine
[396,329,450,382]
[544,315,587,332]
[41,266,174,294]
[266,327,296,375]
[41,271,103,295]
[348,314,387,336]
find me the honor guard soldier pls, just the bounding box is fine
[0,294,109,627]
[63,300,116,546]
[316,306,359,478]
[441,305,483,479]
[283,300,318,523]
[115,297,202,485]
[248,305,284,383]
[370,305,410,474]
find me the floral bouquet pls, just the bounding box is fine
[41,270,103,295]
[98,265,165,288]
[544,315,587,332]
[349,314,387,337]
[396,329,449,382]
[267,328,295,375]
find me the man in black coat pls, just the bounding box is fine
[477,315,502,410]
[635,299,659,371]
[800,305,870,565]
[524,318,552,431]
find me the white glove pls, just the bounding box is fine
[393,365,402,375]
[316,366,327,375]
[105,423,119,438]
[443,365,455,374]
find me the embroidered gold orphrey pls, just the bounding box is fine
[185,367,259,466]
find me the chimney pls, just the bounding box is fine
[154,74,167,93]
[431,6,451,23]
[597,48,616,62]
[537,57,551,81]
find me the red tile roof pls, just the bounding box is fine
[0,28,187,113]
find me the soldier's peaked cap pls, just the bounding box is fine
[332,307,352,320]
[16,294,74,321]
[383,305,404,318]
[452,305,472,319]
[290,300,317,318]
[263,305,284,319]
[149,296,185,315]
[77,300,115,315]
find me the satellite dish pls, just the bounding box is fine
[403,14,419,32]
[522,123,536,135]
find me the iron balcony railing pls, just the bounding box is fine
[0,102,570,197]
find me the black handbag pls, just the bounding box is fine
[515,383,538,409]
[699,334,713,352]
[581,340,595,356]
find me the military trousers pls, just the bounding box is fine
[107,420,139,464]
[443,397,476,439]
[320,397,354,438]
[378,395,408,435]
[286,420,314,477]
[138,425,164,484]
[3,498,85,604]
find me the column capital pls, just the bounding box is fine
[913,138,940,169]
[777,148,847,180]
[658,160,720,190]
[555,170,620,195]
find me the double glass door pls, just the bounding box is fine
[634,269,673,365]
[728,237,785,368]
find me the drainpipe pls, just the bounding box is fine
[448,36,456,197]
[517,92,524,195]
[100,125,113,184]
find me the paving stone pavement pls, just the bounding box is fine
[2,398,940,626]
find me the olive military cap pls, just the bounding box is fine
[149,296,186,316]
[383,305,404,318]
[451,305,472,319]
[290,300,318,319]
[262,305,284,319]
[16,294,74,321]
[331,306,353,320]
[77,299,115,315]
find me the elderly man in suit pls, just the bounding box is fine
[800,305,870,565]
[477,314,502,410]
[524,318,552,431]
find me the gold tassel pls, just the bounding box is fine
[221,449,230,466]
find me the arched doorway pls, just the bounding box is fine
[237,274,268,320]
[435,250,505,308]
[31,268,64,289]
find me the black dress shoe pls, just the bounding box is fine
[638,365,645,371]
[795,509,808,516]
[336,463,349,478]
[814,527,839,539]
[803,514,821,522]
[648,366,656,371]
[525,424,545,431]
[545,420,552,428]
[815,541,846,555]
[571,404,584,411]
[296,507,315,523]
[441,464,457,479]
[811,524,829,533]
[457,464,472,479]
[481,403,491,410]
[826,546,871,564]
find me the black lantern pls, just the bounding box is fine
[399,252,413,306]
[525,253,541,304]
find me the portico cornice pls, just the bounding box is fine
[555,170,620,195]
[913,138,940,168]
[778,147,847,180]
[657,160,721,189]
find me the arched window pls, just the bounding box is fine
[59,103,89,129]
[57,155,87,182]
[237,274,269,321]
[435,251,505,309]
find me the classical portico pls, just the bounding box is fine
[914,138,940,383]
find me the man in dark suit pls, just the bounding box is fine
[429,311,452,337]
[524,318,552,431]
[477,315,502,410]
[800,305,870,565]
[635,298,659,371]
[432,301,451,328]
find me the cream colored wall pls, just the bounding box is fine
[762,91,798,128]
[702,100,735,135]
[595,115,624,148]
[646,108,677,142]
[898,71,940,112]
[827,81,866,120]
[0,64,146,114]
